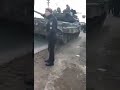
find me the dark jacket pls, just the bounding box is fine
[42,14,57,41]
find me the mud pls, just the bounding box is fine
[34,32,86,90]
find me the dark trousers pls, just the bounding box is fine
[48,37,56,64]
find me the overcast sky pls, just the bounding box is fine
[34,0,86,22]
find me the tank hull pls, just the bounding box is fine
[34,18,81,44]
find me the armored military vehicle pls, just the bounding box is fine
[87,0,109,31]
[34,11,81,44]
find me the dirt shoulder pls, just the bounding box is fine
[34,32,86,90]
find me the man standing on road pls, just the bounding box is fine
[39,8,57,66]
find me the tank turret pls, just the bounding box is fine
[34,11,81,44]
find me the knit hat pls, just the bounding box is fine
[45,8,53,13]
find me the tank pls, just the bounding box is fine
[34,12,81,44]
[87,0,109,31]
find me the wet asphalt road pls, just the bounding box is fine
[0,25,32,65]
[87,14,120,90]
[34,32,86,90]
[34,34,47,53]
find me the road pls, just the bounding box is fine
[87,14,120,90]
[34,32,86,90]
[34,35,47,54]
[0,26,32,65]
[0,26,33,89]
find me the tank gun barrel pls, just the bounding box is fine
[34,10,43,16]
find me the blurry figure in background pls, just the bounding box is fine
[57,7,61,13]
[71,9,80,23]
[64,13,76,23]
[112,0,120,16]
[53,10,57,14]
[70,9,78,20]
[53,7,65,21]
[53,7,61,14]
[53,5,78,23]
[71,9,77,16]
[63,5,76,23]
[81,23,86,33]
[108,0,113,14]
[63,4,71,14]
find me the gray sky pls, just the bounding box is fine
[34,0,86,22]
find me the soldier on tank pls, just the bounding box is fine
[57,7,61,13]
[71,9,77,16]
[53,10,57,14]
[38,8,57,66]
[63,4,71,14]
[62,5,76,23]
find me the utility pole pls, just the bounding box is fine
[47,0,50,8]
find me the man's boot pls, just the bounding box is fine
[45,62,54,66]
